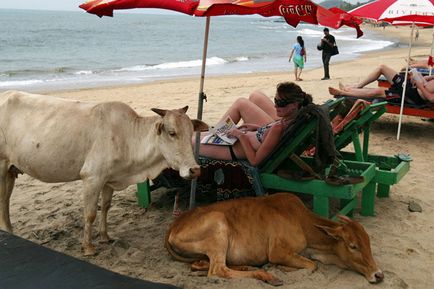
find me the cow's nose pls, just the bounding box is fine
[189,167,201,178]
[374,271,384,283]
[369,270,384,283]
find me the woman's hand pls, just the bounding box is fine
[227,128,246,139]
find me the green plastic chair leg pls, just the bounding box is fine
[136,181,151,208]
[361,181,376,216]
[377,184,390,198]
[340,199,355,217]
[313,195,329,218]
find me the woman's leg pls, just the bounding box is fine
[218,96,274,126]
[195,133,245,160]
[356,64,398,88]
[297,68,303,81]
[248,91,279,121]
[328,86,387,98]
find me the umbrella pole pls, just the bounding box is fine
[190,16,211,209]
[396,22,415,140]
[430,27,434,76]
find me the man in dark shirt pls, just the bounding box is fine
[320,28,336,80]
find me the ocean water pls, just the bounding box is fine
[0,9,398,92]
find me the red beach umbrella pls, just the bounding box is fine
[349,0,434,139]
[80,0,361,29]
[80,0,363,207]
[80,0,363,124]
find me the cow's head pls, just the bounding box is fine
[152,106,208,179]
[316,215,384,283]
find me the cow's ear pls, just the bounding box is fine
[156,122,164,135]
[178,106,188,113]
[192,119,209,132]
[337,214,352,224]
[151,108,167,117]
[315,225,342,240]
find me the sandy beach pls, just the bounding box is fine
[5,25,434,289]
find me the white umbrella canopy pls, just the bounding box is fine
[349,0,434,140]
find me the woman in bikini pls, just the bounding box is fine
[328,64,434,105]
[196,82,313,166]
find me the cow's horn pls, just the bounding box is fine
[151,108,167,117]
[179,106,188,113]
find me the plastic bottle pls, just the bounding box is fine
[410,68,423,83]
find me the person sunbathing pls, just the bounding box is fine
[196,82,313,166]
[328,64,434,105]
[404,58,431,70]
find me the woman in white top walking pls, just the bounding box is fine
[288,36,307,81]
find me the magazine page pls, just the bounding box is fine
[201,116,238,146]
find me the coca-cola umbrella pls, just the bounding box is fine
[349,0,434,140]
[80,0,363,207]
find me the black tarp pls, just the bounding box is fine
[0,230,179,289]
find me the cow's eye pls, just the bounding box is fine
[168,131,176,137]
[349,243,358,250]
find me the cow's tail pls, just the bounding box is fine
[164,226,203,263]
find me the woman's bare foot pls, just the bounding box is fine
[328,87,344,96]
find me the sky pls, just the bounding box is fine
[0,0,365,12]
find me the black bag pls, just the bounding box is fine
[331,45,339,56]
[316,42,323,51]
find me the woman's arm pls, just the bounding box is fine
[289,49,294,62]
[415,79,434,103]
[424,75,434,81]
[238,123,260,131]
[229,124,283,166]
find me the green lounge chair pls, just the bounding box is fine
[136,98,377,219]
[332,98,411,200]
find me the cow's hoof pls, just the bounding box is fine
[309,262,318,273]
[266,278,283,286]
[99,234,114,244]
[83,246,96,256]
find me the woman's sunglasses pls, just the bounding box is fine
[274,98,296,108]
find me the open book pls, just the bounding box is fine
[201,116,238,146]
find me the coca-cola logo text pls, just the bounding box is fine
[279,4,313,17]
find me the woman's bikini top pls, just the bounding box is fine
[256,120,280,143]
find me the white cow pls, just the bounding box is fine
[0,90,208,255]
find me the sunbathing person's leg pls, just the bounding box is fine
[356,64,398,88]
[218,96,275,126]
[197,136,245,161]
[329,86,387,98]
[248,91,279,121]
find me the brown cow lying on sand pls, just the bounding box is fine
[165,193,384,285]
[0,90,208,256]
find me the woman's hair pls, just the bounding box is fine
[276,82,313,107]
[297,36,304,48]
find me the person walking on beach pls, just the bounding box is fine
[319,28,335,80]
[288,36,306,81]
